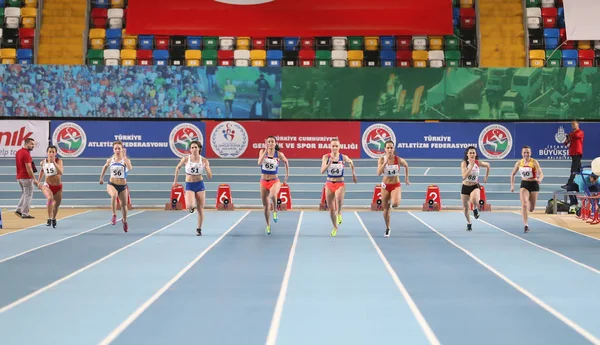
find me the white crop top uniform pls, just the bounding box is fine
[185,155,205,176]
[327,153,345,178]
[110,156,128,179]
[261,151,279,175]
[42,159,58,177]
[383,156,400,177]
[464,161,480,183]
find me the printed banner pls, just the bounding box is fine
[0,65,282,120]
[205,120,361,159]
[0,120,49,158]
[282,67,600,121]
[126,0,453,37]
[360,122,517,160]
[564,0,599,40]
[49,121,206,158]
[513,122,600,160]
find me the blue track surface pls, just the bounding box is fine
[0,210,599,345]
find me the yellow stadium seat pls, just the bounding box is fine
[1,48,16,64]
[347,50,363,67]
[412,50,428,67]
[111,0,124,8]
[24,0,38,7]
[120,49,136,66]
[460,0,474,8]
[185,50,202,66]
[428,36,444,50]
[529,49,545,67]
[364,36,379,51]
[250,50,266,67]
[21,8,36,29]
[122,32,138,50]
[89,29,106,50]
[236,37,251,50]
[578,41,591,50]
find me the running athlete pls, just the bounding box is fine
[258,136,290,235]
[510,145,544,233]
[37,145,64,228]
[376,140,410,237]
[460,146,491,231]
[173,141,212,236]
[320,138,358,237]
[99,141,133,232]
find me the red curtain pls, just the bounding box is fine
[126,0,453,37]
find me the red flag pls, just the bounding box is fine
[126,0,453,37]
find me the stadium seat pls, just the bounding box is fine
[562,49,578,66]
[24,0,37,7]
[315,50,331,67]
[541,7,557,28]
[187,36,202,50]
[250,49,266,67]
[428,50,445,67]
[412,50,428,67]
[91,8,108,28]
[578,50,594,67]
[1,47,16,64]
[87,49,103,65]
[16,48,31,64]
[20,7,36,29]
[527,8,542,29]
[396,51,412,67]
[217,49,234,66]
[104,49,120,65]
[4,7,20,29]
[347,50,363,67]
[331,50,347,67]
[236,37,250,50]
[364,37,378,51]
[529,49,545,67]
[89,29,106,50]
[219,36,234,50]
[201,49,217,66]
[299,49,315,67]
[120,49,136,66]
[152,50,169,65]
[444,50,461,66]
[234,49,250,66]
[122,33,137,50]
[266,50,282,66]
[107,8,124,29]
[185,49,201,66]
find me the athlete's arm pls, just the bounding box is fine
[320,154,331,174]
[479,161,491,183]
[99,158,110,184]
[400,157,410,185]
[510,161,519,191]
[38,160,45,187]
[203,158,213,180]
[279,152,290,183]
[535,161,544,183]
[376,157,385,176]
[173,157,186,185]
[54,159,64,175]
[257,149,266,166]
[344,155,358,183]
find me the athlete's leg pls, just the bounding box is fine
[334,185,346,224]
[52,190,62,228]
[469,187,481,219]
[269,181,281,223]
[381,188,391,233]
[520,188,531,232]
[326,186,338,234]
[117,187,129,232]
[186,189,196,213]
[260,184,271,234]
[106,184,118,224]
[195,190,206,235]
[461,194,472,230]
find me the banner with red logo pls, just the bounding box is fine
[0,120,49,158]
[205,121,361,159]
[126,0,453,37]
[360,122,517,159]
[49,121,206,158]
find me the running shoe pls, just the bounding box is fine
[385,228,391,237]
[46,219,51,226]
[196,228,202,236]
[467,223,472,232]
[265,225,271,235]
[123,220,128,233]
[273,211,278,223]
[524,225,529,233]
[337,213,343,225]
[473,208,480,219]
[51,219,57,228]
[330,228,337,237]
[111,214,117,225]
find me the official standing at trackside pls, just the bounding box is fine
[562,120,584,189]
[15,138,38,219]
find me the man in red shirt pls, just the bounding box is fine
[15,138,38,219]
[563,120,584,188]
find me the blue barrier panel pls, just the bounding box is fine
[513,122,600,160]
[50,121,206,158]
[360,122,517,160]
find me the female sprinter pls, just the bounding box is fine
[460,146,491,231]
[37,145,64,228]
[377,140,410,237]
[99,141,133,233]
[320,138,358,237]
[510,145,544,233]
[258,136,289,235]
[173,141,212,236]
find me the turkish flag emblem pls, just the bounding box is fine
[127,0,453,37]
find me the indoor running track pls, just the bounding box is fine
[0,210,600,345]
